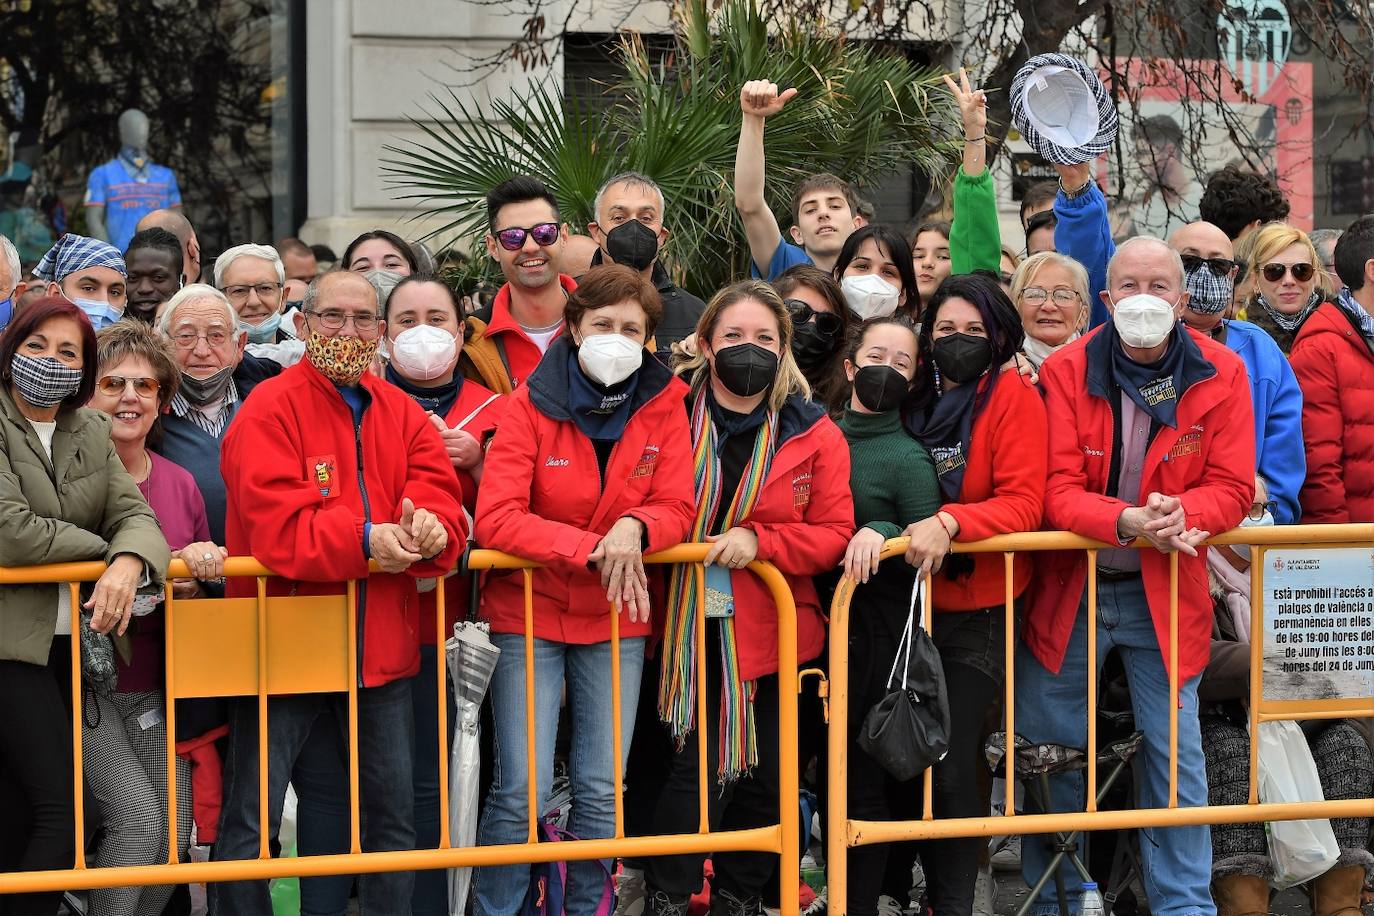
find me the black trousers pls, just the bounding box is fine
[860,607,1004,916]
[0,638,75,916]
[644,657,783,901]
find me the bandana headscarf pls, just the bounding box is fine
[33,234,126,283]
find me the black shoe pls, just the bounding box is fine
[710,887,764,916]
[646,889,692,916]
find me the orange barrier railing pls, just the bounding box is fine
[825,524,1374,916]
[0,545,801,915]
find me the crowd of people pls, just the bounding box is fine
[0,70,1373,916]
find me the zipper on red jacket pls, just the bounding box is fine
[353,417,371,688]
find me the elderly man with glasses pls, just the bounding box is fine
[210,270,465,916]
[216,243,307,364]
[154,283,282,544]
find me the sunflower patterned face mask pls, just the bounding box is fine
[305,331,379,385]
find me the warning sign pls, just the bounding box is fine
[1263,548,1374,702]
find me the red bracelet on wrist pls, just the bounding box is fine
[936,513,955,542]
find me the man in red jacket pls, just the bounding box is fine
[1018,237,1254,916]
[210,270,466,916]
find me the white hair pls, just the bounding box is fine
[0,234,19,293]
[158,283,239,335]
[214,243,285,288]
[1106,235,1185,289]
[593,172,666,224]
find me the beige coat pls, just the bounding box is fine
[0,386,170,665]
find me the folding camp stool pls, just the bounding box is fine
[985,730,1144,916]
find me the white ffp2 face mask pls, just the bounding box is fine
[841,274,901,320]
[1112,293,1177,348]
[389,324,459,381]
[577,333,643,386]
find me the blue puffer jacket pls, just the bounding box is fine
[1223,318,1304,524]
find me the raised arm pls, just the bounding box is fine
[735,80,797,277]
[1053,161,1114,328]
[944,68,1002,275]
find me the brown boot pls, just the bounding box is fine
[1212,873,1269,916]
[1311,865,1365,916]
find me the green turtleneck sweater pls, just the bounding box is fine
[837,406,941,538]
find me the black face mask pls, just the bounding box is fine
[712,342,778,398]
[853,364,908,413]
[604,220,660,272]
[932,332,994,385]
[791,321,840,375]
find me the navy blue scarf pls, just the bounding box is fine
[1096,321,1213,429]
[904,373,995,502]
[385,363,461,417]
[567,357,639,441]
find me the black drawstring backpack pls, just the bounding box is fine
[856,575,951,781]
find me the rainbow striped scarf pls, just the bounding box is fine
[659,386,777,782]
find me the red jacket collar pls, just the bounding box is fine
[486,274,578,340]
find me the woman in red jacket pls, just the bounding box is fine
[473,265,696,916]
[642,280,854,916]
[384,273,506,914]
[899,273,1047,911]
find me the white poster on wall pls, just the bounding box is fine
[1262,547,1374,702]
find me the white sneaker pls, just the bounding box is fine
[615,867,647,916]
[990,835,1021,872]
[876,894,905,916]
[972,865,994,916]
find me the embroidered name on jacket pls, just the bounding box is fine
[792,471,812,508]
[545,456,570,467]
[1169,430,1202,459]
[631,445,661,479]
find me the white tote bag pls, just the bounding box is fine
[1254,720,1339,889]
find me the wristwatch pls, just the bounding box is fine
[1061,178,1094,199]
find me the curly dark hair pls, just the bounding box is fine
[1198,165,1291,241]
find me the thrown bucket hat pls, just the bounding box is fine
[1010,53,1119,166]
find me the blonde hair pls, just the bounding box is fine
[1010,251,1090,306]
[675,280,810,412]
[1247,223,1333,296]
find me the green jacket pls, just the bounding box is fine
[949,168,1003,277]
[0,386,170,665]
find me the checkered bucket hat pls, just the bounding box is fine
[1010,53,1119,166]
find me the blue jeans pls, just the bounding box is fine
[209,679,416,916]
[1014,577,1214,916]
[289,646,459,916]
[474,635,645,916]
[413,642,458,915]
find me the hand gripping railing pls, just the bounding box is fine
[0,544,801,916]
[825,524,1374,916]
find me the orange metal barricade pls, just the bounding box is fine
[825,524,1374,916]
[0,545,801,915]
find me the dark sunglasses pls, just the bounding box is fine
[494,222,560,252]
[1180,254,1236,278]
[98,375,160,398]
[1261,261,1314,283]
[784,299,844,336]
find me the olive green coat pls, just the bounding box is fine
[0,385,170,665]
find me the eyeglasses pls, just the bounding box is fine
[1261,262,1314,283]
[784,299,844,336]
[1180,255,1236,277]
[306,309,381,332]
[1248,499,1278,521]
[221,282,283,302]
[170,329,232,350]
[1020,287,1082,306]
[493,222,560,252]
[97,375,160,398]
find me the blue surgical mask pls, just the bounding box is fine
[0,297,12,331]
[1231,507,1275,560]
[74,297,123,330]
[241,310,283,344]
